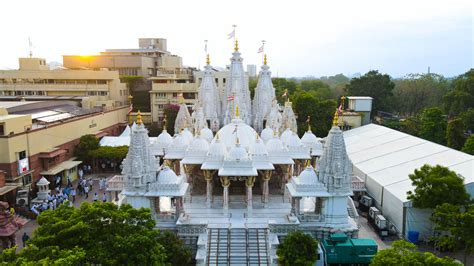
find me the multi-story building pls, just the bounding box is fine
[0,58,128,108]
[63,38,194,79]
[0,101,128,205]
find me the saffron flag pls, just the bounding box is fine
[258,45,264,53]
[281,91,288,97]
[227,95,235,101]
[128,103,133,114]
[178,93,183,98]
[227,29,235,39]
[338,104,343,114]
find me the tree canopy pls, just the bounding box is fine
[444,69,474,117]
[446,118,466,150]
[407,164,470,209]
[88,145,129,160]
[163,104,180,135]
[392,73,449,117]
[74,134,100,162]
[420,107,447,145]
[345,70,395,118]
[276,231,318,266]
[25,202,167,265]
[292,91,337,137]
[370,240,460,266]
[462,135,474,155]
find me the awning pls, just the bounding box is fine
[38,149,67,159]
[0,185,19,196]
[40,160,82,175]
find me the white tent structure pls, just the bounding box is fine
[343,124,474,240]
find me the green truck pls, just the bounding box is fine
[321,233,378,265]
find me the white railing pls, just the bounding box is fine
[106,175,124,191]
[297,213,324,222]
[351,175,366,191]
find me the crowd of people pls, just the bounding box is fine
[29,166,110,216]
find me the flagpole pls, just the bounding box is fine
[232,25,237,42]
[261,40,266,64]
[204,39,208,68]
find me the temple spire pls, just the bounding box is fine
[306,116,311,132]
[333,110,339,126]
[234,39,239,52]
[263,54,267,65]
[206,54,210,65]
[163,115,167,131]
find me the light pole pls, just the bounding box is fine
[128,94,133,125]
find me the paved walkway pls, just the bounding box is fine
[15,173,118,251]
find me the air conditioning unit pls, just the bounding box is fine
[360,195,373,207]
[369,207,380,220]
[375,214,388,230]
[16,189,29,207]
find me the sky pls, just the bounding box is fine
[0,0,472,78]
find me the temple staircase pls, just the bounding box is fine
[205,228,270,266]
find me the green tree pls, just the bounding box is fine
[292,91,337,137]
[277,231,318,266]
[345,70,395,118]
[74,134,99,162]
[249,77,258,99]
[272,78,298,103]
[1,246,87,265]
[444,69,474,117]
[370,240,460,266]
[461,108,474,133]
[392,73,449,116]
[399,116,421,137]
[446,118,466,150]
[157,230,192,266]
[420,107,447,144]
[28,202,167,265]
[407,165,470,209]
[431,204,474,263]
[462,135,474,155]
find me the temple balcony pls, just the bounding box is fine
[351,175,366,191]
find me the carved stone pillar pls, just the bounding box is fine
[220,176,230,211]
[154,197,160,214]
[262,171,272,206]
[295,197,301,215]
[245,176,256,212]
[203,170,214,208]
[280,165,291,193]
[184,164,196,203]
[290,197,296,214]
[315,197,322,214]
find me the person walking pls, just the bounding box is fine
[71,188,76,203]
[22,232,30,247]
[93,193,98,202]
[102,192,107,202]
[84,185,89,199]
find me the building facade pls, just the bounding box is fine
[0,58,128,107]
[0,101,128,205]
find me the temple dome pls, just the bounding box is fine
[208,138,227,158]
[301,130,318,145]
[215,118,258,150]
[287,132,303,147]
[187,135,210,152]
[260,127,274,142]
[280,128,293,145]
[156,129,173,146]
[250,137,268,156]
[200,127,214,142]
[297,165,318,185]
[171,134,189,148]
[181,128,194,144]
[266,136,287,153]
[157,166,180,184]
[227,143,249,161]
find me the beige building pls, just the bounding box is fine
[63,38,194,79]
[0,101,128,204]
[0,58,128,108]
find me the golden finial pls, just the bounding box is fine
[216,132,220,141]
[332,110,339,127]
[305,159,311,168]
[235,104,240,118]
[263,54,267,65]
[256,133,260,140]
[136,110,142,125]
[206,54,210,65]
[341,95,346,107]
[234,39,239,52]
[306,116,311,132]
[236,136,240,145]
[178,93,184,104]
